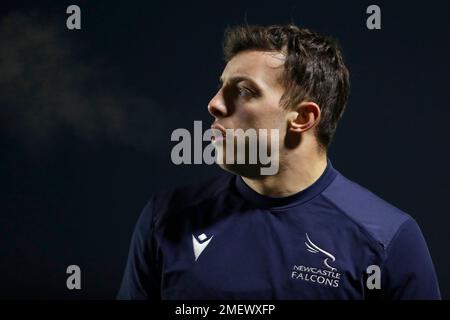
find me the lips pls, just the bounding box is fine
[211,123,226,143]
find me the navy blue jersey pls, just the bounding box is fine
[117,160,440,300]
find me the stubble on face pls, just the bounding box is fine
[213,50,288,177]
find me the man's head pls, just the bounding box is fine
[208,24,350,176]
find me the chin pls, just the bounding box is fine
[216,162,268,179]
[214,142,280,178]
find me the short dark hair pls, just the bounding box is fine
[223,24,350,149]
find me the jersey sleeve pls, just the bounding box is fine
[381,218,441,300]
[117,198,161,300]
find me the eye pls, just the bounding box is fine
[237,86,254,97]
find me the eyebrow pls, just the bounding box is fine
[218,75,261,89]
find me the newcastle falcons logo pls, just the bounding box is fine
[305,233,337,272]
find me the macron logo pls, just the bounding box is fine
[192,233,213,261]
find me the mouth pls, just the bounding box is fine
[210,123,227,143]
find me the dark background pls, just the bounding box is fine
[1,0,449,299]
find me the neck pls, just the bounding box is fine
[241,148,328,198]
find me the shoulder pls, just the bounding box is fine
[142,171,235,225]
[322,171,413,250]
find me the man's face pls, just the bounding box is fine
[207,50,288,176]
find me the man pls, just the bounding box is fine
[117,24,440,299]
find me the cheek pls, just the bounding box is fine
[253,105,286,130]
[237,100,284,127]
[231,104,258,128]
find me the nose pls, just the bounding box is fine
[207,89,228,119]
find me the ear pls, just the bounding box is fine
[287,101,321,134]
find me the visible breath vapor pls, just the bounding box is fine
[0,12,166,155]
